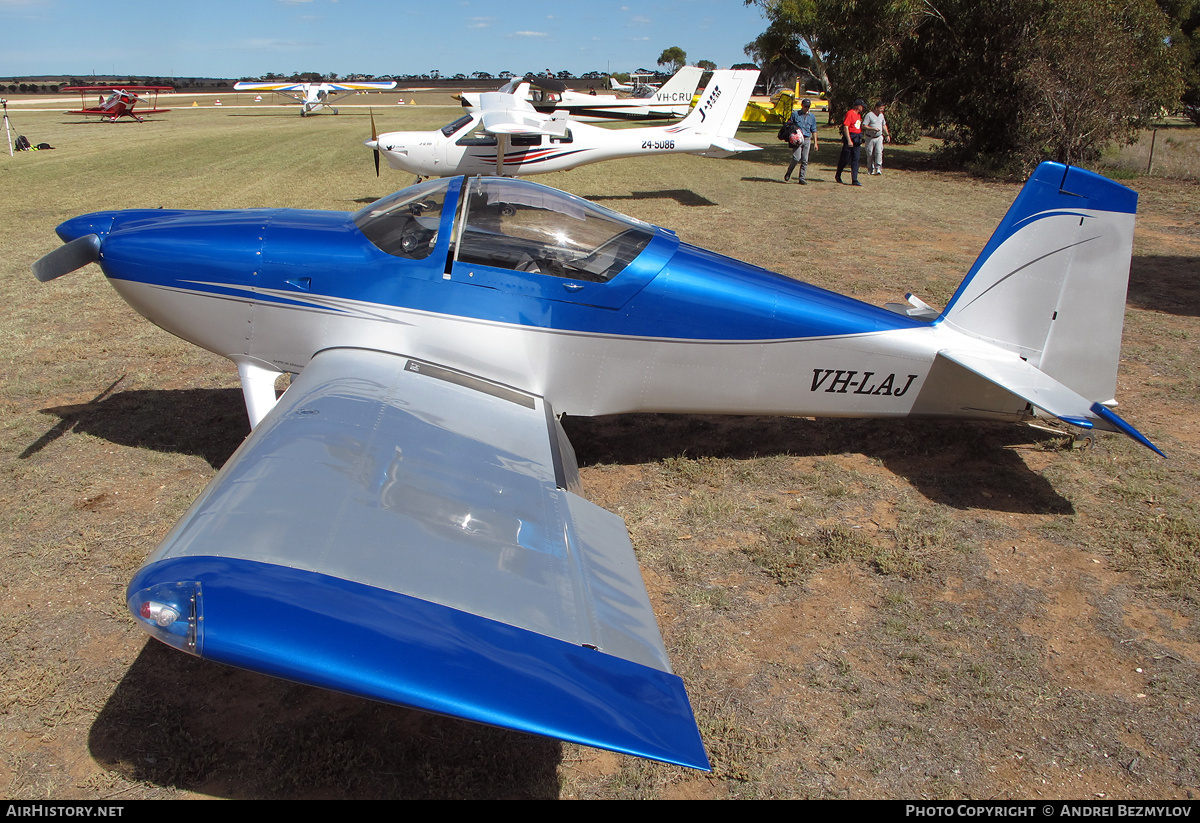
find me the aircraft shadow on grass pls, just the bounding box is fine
[24,382,1073,515]
[89,640,563,799]
[584,189,717,207]
[60,119,164,126]
[225,111,378,118]
[734,126,940,173]
[564,414,1075,515]
[1128,254,1200,317]
[22,382,248,469]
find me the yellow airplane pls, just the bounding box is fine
[742,81,828,123]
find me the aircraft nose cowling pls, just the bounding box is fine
[56,211,119,243]
[99,211,275,289]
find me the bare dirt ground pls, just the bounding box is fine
[1,109,1198,799]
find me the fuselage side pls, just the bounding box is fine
[374,117,724,177]
[69,181,1030,426]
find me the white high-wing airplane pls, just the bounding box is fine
[366,69,759,178]
[233,80,397,116]
[459,67,704,122]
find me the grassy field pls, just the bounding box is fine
[2,103,1199,799]
[1099,118,1200,182]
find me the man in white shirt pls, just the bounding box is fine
[863,101,891,175]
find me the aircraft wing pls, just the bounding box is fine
[326,81,398,91]
[233,82,313,92]
[61,85,174,92]
[127,347,709,769]
[233,82,397,91]
[476,91,564,135]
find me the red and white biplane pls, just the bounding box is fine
[63,85,173,122]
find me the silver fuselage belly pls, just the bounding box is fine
[109,277,1030,423]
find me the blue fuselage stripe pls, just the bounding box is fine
[96,207,924,343]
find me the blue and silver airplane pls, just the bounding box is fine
[32,162,1161,772]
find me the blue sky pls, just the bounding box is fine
[0,0,769,79]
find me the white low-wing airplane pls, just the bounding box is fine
[233,80,397,116]
[459,67,704,122]
[367,69,759,177]
[32,162,1161,772]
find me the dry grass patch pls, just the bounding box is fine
[2,109,1200,799]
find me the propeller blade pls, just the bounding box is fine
[370,108,380,177]
[32,234,101,282]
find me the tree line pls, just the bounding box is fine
[745,0,1198,172]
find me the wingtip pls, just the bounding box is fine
[130,553,713,772]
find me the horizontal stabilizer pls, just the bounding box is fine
[708,136,760,153]
[128,347,709,768]
[937,350,1163,456]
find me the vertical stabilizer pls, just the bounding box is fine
[939,163,1137,404]
[653,66,704,106]
[678,69,759,138]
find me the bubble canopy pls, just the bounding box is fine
[354,177,655,282]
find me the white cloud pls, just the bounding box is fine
[239,38,314,51]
